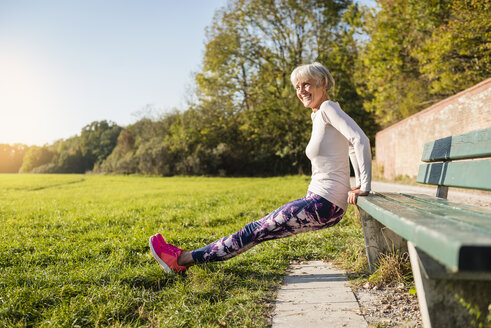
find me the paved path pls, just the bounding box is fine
[272,261,367,328]
[271,180,491,327]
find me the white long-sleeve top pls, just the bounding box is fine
[306,100,372,211]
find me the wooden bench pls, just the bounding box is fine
[357,127,491,328]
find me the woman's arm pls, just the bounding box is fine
[321,102,372,203]
[349,145,361,188]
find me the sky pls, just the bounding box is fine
[0,0,227,146]
[0,0,375,146]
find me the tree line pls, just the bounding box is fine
[1,0,488,175]
[0,121,122,174]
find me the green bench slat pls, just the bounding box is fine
[403,193,491,217]
[357,193,491,272]
[421,126,491,162]
[416,159,491,190]
[381,193,491,232]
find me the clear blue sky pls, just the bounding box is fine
[0,0,375,146]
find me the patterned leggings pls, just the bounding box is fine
[191,192,345,263]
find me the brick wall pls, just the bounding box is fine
[376,78,491,179]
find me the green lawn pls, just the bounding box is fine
[0,174,366,327]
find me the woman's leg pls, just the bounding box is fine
[188,192,344,264]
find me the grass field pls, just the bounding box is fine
[0,174,366,327]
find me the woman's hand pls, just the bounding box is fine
[348,186,369,204]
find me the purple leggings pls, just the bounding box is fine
[191,192,345,263]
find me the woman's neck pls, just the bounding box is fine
[311,96,329,113]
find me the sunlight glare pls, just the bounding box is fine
[0,48,62,145]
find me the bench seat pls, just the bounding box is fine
[357,192,491,272]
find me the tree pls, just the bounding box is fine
[356,0,435,127]
[357,0,489,127]
[414,0,491,95]
[54,136,86,173]
[79,120,123,168]
[96,114,182,175]
[19,146,57,173]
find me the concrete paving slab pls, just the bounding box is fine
[271,261,367,328]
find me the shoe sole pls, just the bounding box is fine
[149,236,173,274]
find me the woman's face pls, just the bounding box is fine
[295,78,327,112]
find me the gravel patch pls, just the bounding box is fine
[354,282,422,327]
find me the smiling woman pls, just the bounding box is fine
[148,62,373,274]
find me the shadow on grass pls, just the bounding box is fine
[27,178,86,191]
[119,270,183,291]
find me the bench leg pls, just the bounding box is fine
[357,208,408,272]
[408,242,491,328]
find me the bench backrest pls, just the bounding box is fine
[416,126,491,196]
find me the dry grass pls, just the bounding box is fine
[368,251,413,288]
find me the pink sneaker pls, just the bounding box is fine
[154,233,184,254]
[149,235,187,273]
[155,233,167,245]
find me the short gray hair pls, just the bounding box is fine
[290,62,335,92]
